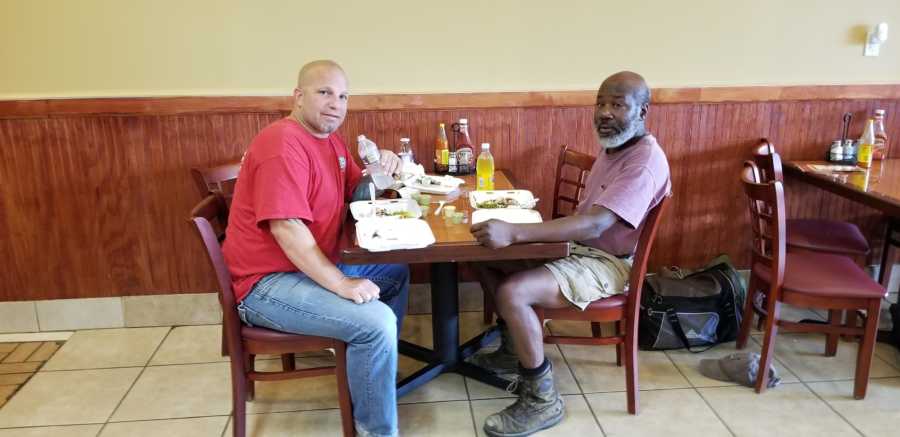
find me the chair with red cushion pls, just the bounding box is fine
[753,140,871,331]
[534,194,671,414]
[189,193,354,437]
[736,162,884,397]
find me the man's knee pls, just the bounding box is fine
[352,302,398,345]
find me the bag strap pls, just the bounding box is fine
[666,308,718,353]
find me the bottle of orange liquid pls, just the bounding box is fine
[434,123,449,174]
[857,118,876,168]
[476,143,495,190]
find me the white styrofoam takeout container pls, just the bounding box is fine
[355,218,436,252]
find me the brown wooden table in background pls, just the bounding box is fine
[340,170,570,396]
[784,160,900,218]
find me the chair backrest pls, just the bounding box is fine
[741,161,786,290]
[552,145,597,219]
[752,139,784,183]
[625,193,671,313]
[191,160,242,199]
[191,160,241,235]
[188,194,243,353]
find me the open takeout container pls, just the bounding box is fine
[468,190,537,210]
[471,208,543,225]
[355,218,436,252]
[349,198,422,221]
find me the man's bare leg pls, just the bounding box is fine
[493,266,570,367]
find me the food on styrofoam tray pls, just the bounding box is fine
[349,198,422,221]
[469,190,537,210]
[475,197,521,209]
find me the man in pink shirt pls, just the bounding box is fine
[470,72,671,437]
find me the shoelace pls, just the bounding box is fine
[505,376,521,394]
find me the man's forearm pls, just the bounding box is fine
[512,210,617,244]
[269,219,345,293]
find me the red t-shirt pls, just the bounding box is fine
[223,118,362,302]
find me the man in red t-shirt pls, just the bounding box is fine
[223,60,408,437]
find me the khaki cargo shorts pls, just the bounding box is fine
[544,243,632,310]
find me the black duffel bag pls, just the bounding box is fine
[639,255,747,351]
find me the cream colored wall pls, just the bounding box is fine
[1,0,898,98]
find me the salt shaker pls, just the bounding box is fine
[830,140,844,162]
[843,139,856,162]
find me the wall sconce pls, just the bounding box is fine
[864,22,889,56]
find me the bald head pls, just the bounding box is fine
[600,71,650,107]
[297,60,347,88]
[593,71,650,149]
[290,60,349,138]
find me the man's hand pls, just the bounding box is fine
[335,277,381,304]
[379,149,403,177]
[471,219,517,249]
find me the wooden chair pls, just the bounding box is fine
[191,160,242,231]
[552,144,597,219]
[189,193,354,437]
[753,140,870,257]
[482,145,597,324]
[535,193,671,415]
[737,162,884,398]
[752,140,870,331]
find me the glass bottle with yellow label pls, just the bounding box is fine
[434,123,449,173]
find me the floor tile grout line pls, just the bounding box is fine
[694,388,739,437]
[0,422,105,431]
[462,373,480,436]
[221,415,231,437]
[661,346,737,437]
[98,326,174,434]
[798,379,865,437]
[580,393,607,437]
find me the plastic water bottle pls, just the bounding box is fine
[399,137,414,164]
[357,135,394,189]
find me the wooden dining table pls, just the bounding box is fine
[339,170,570,397]
[784,159,900,219]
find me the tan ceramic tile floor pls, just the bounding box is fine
[0,314,899,436]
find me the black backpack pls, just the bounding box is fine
[639,255,746,351]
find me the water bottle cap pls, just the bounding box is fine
[875,109,885,116]
[481,142,490,150]
[400,137,410,142]
[460,118,468,124]
[357,134,367,142]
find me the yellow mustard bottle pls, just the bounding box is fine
[857,118,876,168]
[476,142,495,190]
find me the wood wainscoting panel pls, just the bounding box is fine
[1,93,900,300]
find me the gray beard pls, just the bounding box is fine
[596,121,641,149]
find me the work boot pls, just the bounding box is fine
[483,362,565,437]
[468,324,519,376]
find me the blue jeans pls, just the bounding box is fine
[237,263,409,437]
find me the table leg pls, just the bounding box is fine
[396,262,519,396]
